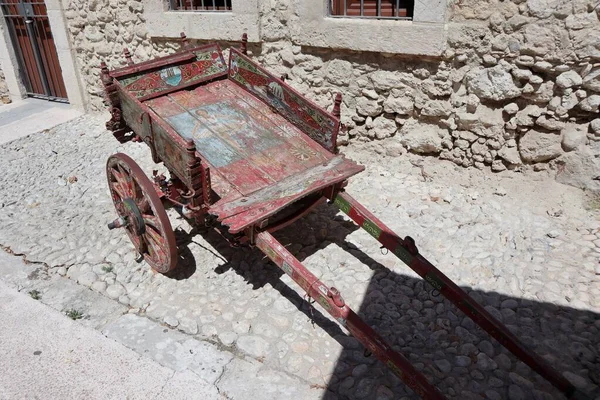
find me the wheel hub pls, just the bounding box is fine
[122,198,145,235]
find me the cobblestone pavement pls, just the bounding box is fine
[0,114,599,400]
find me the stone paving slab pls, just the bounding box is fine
[102,314,234,385]
[0,114,599,399]
[0,279,216,400]
[0,98,81,145]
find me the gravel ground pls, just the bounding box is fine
[0,113,599,400]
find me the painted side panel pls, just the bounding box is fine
[118,45,227,100]
[229,48,339,153]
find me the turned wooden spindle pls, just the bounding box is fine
[332,93,342,119]
[240,33,248,55]
[180,32,190,50]
[123,48,134,65]
[100,61,109,81]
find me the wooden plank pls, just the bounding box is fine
[160,93,275,196]
[158,82,338,195]
[210,156,365,233]
[205,81,332,166]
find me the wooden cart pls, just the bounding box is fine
[101,34,591,400]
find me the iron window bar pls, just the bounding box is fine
[169,0,232,11]
[330,0,413,20]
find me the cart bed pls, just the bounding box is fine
[146,79,364,233]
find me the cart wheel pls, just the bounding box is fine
[106,153,177,274]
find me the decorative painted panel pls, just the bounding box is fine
[118,45,227,100]
[228,48,339,153]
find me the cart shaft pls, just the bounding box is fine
[331,191,583,399]
[256,231,447,400]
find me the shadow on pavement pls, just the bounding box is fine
[166,202,600,400]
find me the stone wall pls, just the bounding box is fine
[59,0,600,191]
[63,0,156,109]
[0,23,10,104]
[0,66,9,104]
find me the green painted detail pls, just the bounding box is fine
[317,295,331,311]
[333,195,351,214]
[282,262,293,276]
[386,361,403,378]
[424,272,445,291]
[393,245,413,265]
[362,219,382,240]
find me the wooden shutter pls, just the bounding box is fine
[331,0,412,18]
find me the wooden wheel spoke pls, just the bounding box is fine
[138,196,151,213]
[117,164,135,198]
[143,214,160,229]
[144,227,166,261]
[110,168,128,199]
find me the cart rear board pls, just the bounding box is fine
[101,35,592,400]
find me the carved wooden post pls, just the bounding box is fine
[123,48,134,65]
[100,61,110,86]
[100,60,128,141]
[240,33,248,55]
[185,140,204,214]
[201,162,212,207]
[332,93,342,119]
[180,32,190,50]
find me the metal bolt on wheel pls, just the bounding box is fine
[106,153,177,274]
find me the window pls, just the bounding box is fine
[330,0,414,19]
[169,0,232,11]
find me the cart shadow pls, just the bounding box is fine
[319,249,600,399]
[165,205,599,400]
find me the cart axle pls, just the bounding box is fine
[107,216,128,230]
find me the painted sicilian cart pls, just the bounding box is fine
[101,34,591,400]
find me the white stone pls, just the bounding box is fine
[527,0,559,18]
[590,118,600,134]
[370,70,407,91]
[519,130,563,162]
[77,271,98,287]
[466,65,521,101]
[383,95,413,115]
[236,335,269,358]
[399,120,445,154]
[582,68,600,92]
[324,60,353,86]
[579,95,600,112]
[370,115,397,139]
[421,100,452,117]
[504,103,519,114]
[535,115,565,131]
[106,284,125,299]
[555,148,600,192]
[355,98,382,117]
[561,124,587,151]
[556,71,583,89]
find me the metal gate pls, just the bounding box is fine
[1,0,67,101]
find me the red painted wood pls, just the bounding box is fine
[213,156,364,233]
[332,192,580,399]
[256,231,446,400]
